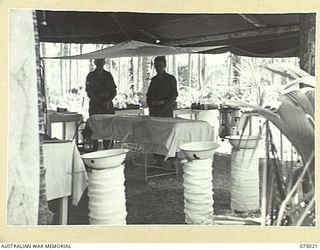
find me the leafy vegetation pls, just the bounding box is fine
[232,64,315,226]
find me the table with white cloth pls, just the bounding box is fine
[43,140,88,224]
[87,115,215,179]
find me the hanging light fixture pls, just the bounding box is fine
[41,10,47,26]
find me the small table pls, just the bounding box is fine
[46,110,83,143]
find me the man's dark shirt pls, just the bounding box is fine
[146,72,178,117]
[85,69,116,115]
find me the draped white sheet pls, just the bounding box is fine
[43,141,88,206]
[88,115,215,159]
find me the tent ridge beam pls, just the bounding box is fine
[164,24,300,46]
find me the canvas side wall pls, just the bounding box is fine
[7,9,40,225]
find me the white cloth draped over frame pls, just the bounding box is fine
[43,141,88,206]
[88,115,215,159]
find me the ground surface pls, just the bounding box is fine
[49,152,261,225]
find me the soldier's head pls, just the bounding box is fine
[94,59,105,72]
[154,56,166,75]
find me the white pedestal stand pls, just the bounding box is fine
[88,164,127,225]
[182,158,214,224]
[230,147,260,213]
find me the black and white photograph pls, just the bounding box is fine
[5,3,317,242]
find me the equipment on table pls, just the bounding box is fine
[218,105,241,138]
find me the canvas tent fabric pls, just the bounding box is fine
[43,40,224,59]
[8,9,40,225]
[36,11,303,58]
[205,36,300,58]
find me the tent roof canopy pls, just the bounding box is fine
[43,40,225,59]
[36,11,306,57]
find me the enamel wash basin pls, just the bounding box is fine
[82,149,129,169]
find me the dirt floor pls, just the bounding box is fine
[49,152,261,225]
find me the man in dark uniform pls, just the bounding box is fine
[85,58,117,150]
[146,56,178,117]
[146,56,178,167]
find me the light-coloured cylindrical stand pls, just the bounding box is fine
[182,158,214,224]
[230,147,260,213]
[88,164,127,225]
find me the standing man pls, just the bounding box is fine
[85,58,117,150]
[146,56,178,117]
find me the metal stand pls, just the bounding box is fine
[132,144,178,181]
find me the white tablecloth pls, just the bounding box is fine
[43,141,88,205]
[88,115,215,159]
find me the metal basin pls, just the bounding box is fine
[82,149,129,169]
[179,141,220,160]
[225,135,260,149]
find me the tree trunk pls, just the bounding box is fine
[281,58,287,85]
[187,54,192,87]
[63,44,68,96]
[270,58,276,86]
[105,45,111,71]
[172,55,177,78]
[232,54,241,85]
[128,57,134,92]
[76,44,79,88]
[68,44,72,92]
[197,54,202,90]
[201,54,206,83]
[141,56,149,95]
[132,58,137,90]
[129,57,134,82]
[166,55,171,73]
[300,13,316,75]
[137,57,142,91]
[59,44,63,96]
[228,53,233,86]
[117,58,121,89]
